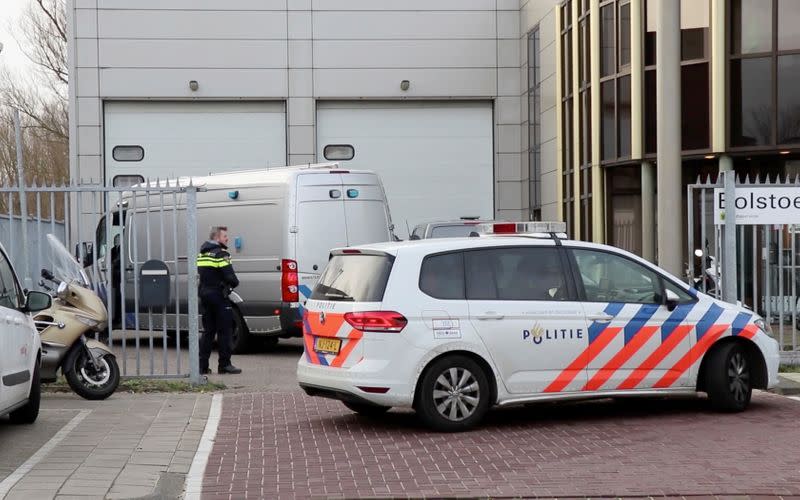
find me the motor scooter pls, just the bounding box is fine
[35,234,120,400]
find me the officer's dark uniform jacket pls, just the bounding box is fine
[197,241,239,293]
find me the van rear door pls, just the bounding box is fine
[341,173,392,246]
[295,174,347,281]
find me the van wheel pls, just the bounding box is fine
[231,308,251,354]
[10,360,40,424]
[415,355,490,432]
[705,342,752,412]
[342,401,391,417]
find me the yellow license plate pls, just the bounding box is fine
[314,337,342,355]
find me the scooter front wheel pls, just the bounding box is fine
[65,349,120,400]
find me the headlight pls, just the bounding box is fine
[75,315,100,328]
[754,317,773,337]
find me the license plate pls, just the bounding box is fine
[314,337,342,355]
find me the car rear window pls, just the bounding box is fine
[429,225,480,238]
[311,254,394,302]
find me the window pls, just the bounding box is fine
[572,249,662,304]
[681,63,710,150]
[682,28,707,61]
[529,26,542,220]
[112,146,144,162]
[0,251,21,310]
[465,247,569,301]
[731,0,773,54]
[644,70,657,154]
[323,144,355,161]
[730,57,773,146]
[311,254,394,302]
[778,0,800,51]
[618,2,631,67]
[664,280,696,303]
[419,253,465,300]
[617,75,632,157]
[112,175,144,188]
[600,4,615,77]
[778,54,800,144]
[601,80,616,160]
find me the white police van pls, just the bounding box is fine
[297,222,780,431]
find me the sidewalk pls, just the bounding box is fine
[0,393,212,500]
[778,371,800,395]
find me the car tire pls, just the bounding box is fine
[705,342,752,412]
[415,355,490,432]
[231,308,251,355]
[10,359,41,425]
[342,401,391,417]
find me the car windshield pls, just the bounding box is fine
[46,234,89,286]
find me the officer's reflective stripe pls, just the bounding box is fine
[196,259,232,268]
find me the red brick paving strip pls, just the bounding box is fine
[202,392,800,499]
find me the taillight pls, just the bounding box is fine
[344,311,407,333]
[282,259,299,303]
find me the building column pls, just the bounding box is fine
[656,0,682,276]
[719,154,733,172]
[590,0,603,243]
[631,0,644,160]
[641,161,656,262]
[572,0,582,234]
[711,0,726,153]
[555,8,564,222]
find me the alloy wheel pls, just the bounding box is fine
[432,367,481,422]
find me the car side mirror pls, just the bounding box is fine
[76,242,94,268]
[25,290,52,313]
[665,289,680,312]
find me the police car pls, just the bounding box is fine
[297,222,780,431]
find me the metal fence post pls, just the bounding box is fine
[723,171,737,303]
[186,185,201,385]
[13,109,31,289]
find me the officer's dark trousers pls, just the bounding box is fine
[199,290,233,371]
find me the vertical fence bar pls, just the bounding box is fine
[753,225,758,316]
[49,191,55,247]
[7,192,14,264]
[738,226,745,304]
[723,171,737,303]
[104,191,114,344]
[118,191,127,374]
[132,191,141,375]
[14,110,30,289]
[76,189,83,290]
[186,186,201,384]
[687,184,695,285]
[159,190,168,375]
[172,188,181,375]
[793,227,797,351]
[145,186,153,375]
[36,191,42,287]
[766,227,772,337]
[700,187,707,293]
[62,188,68,253]
[779,228,785,348]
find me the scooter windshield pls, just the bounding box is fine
[46,234,90,286]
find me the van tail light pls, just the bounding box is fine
[344,311,407,333]
[282,259,299,303]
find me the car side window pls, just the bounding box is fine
[0,251,21,309]
[664,279,695,303]
[419,252,465,300]
[465,247,569,301]
[572,249,662,304]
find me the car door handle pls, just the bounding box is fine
[476,312,505,320]
[588,313,614,323]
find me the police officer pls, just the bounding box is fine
[197,226,242,375]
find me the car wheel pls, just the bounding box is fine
[10,359,41,424]
[705,342,752,412]
[415,355,490,432]
[231,308,251,354]
[342,401,391,417]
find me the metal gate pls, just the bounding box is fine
[0,180,204,382]
[687,174,800,363]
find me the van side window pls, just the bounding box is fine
[419,252,465,300]
[465,247,568,301]
[572,249,661,304]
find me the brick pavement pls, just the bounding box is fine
[202,391,800,499]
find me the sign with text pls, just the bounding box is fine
[714,187,800,225]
